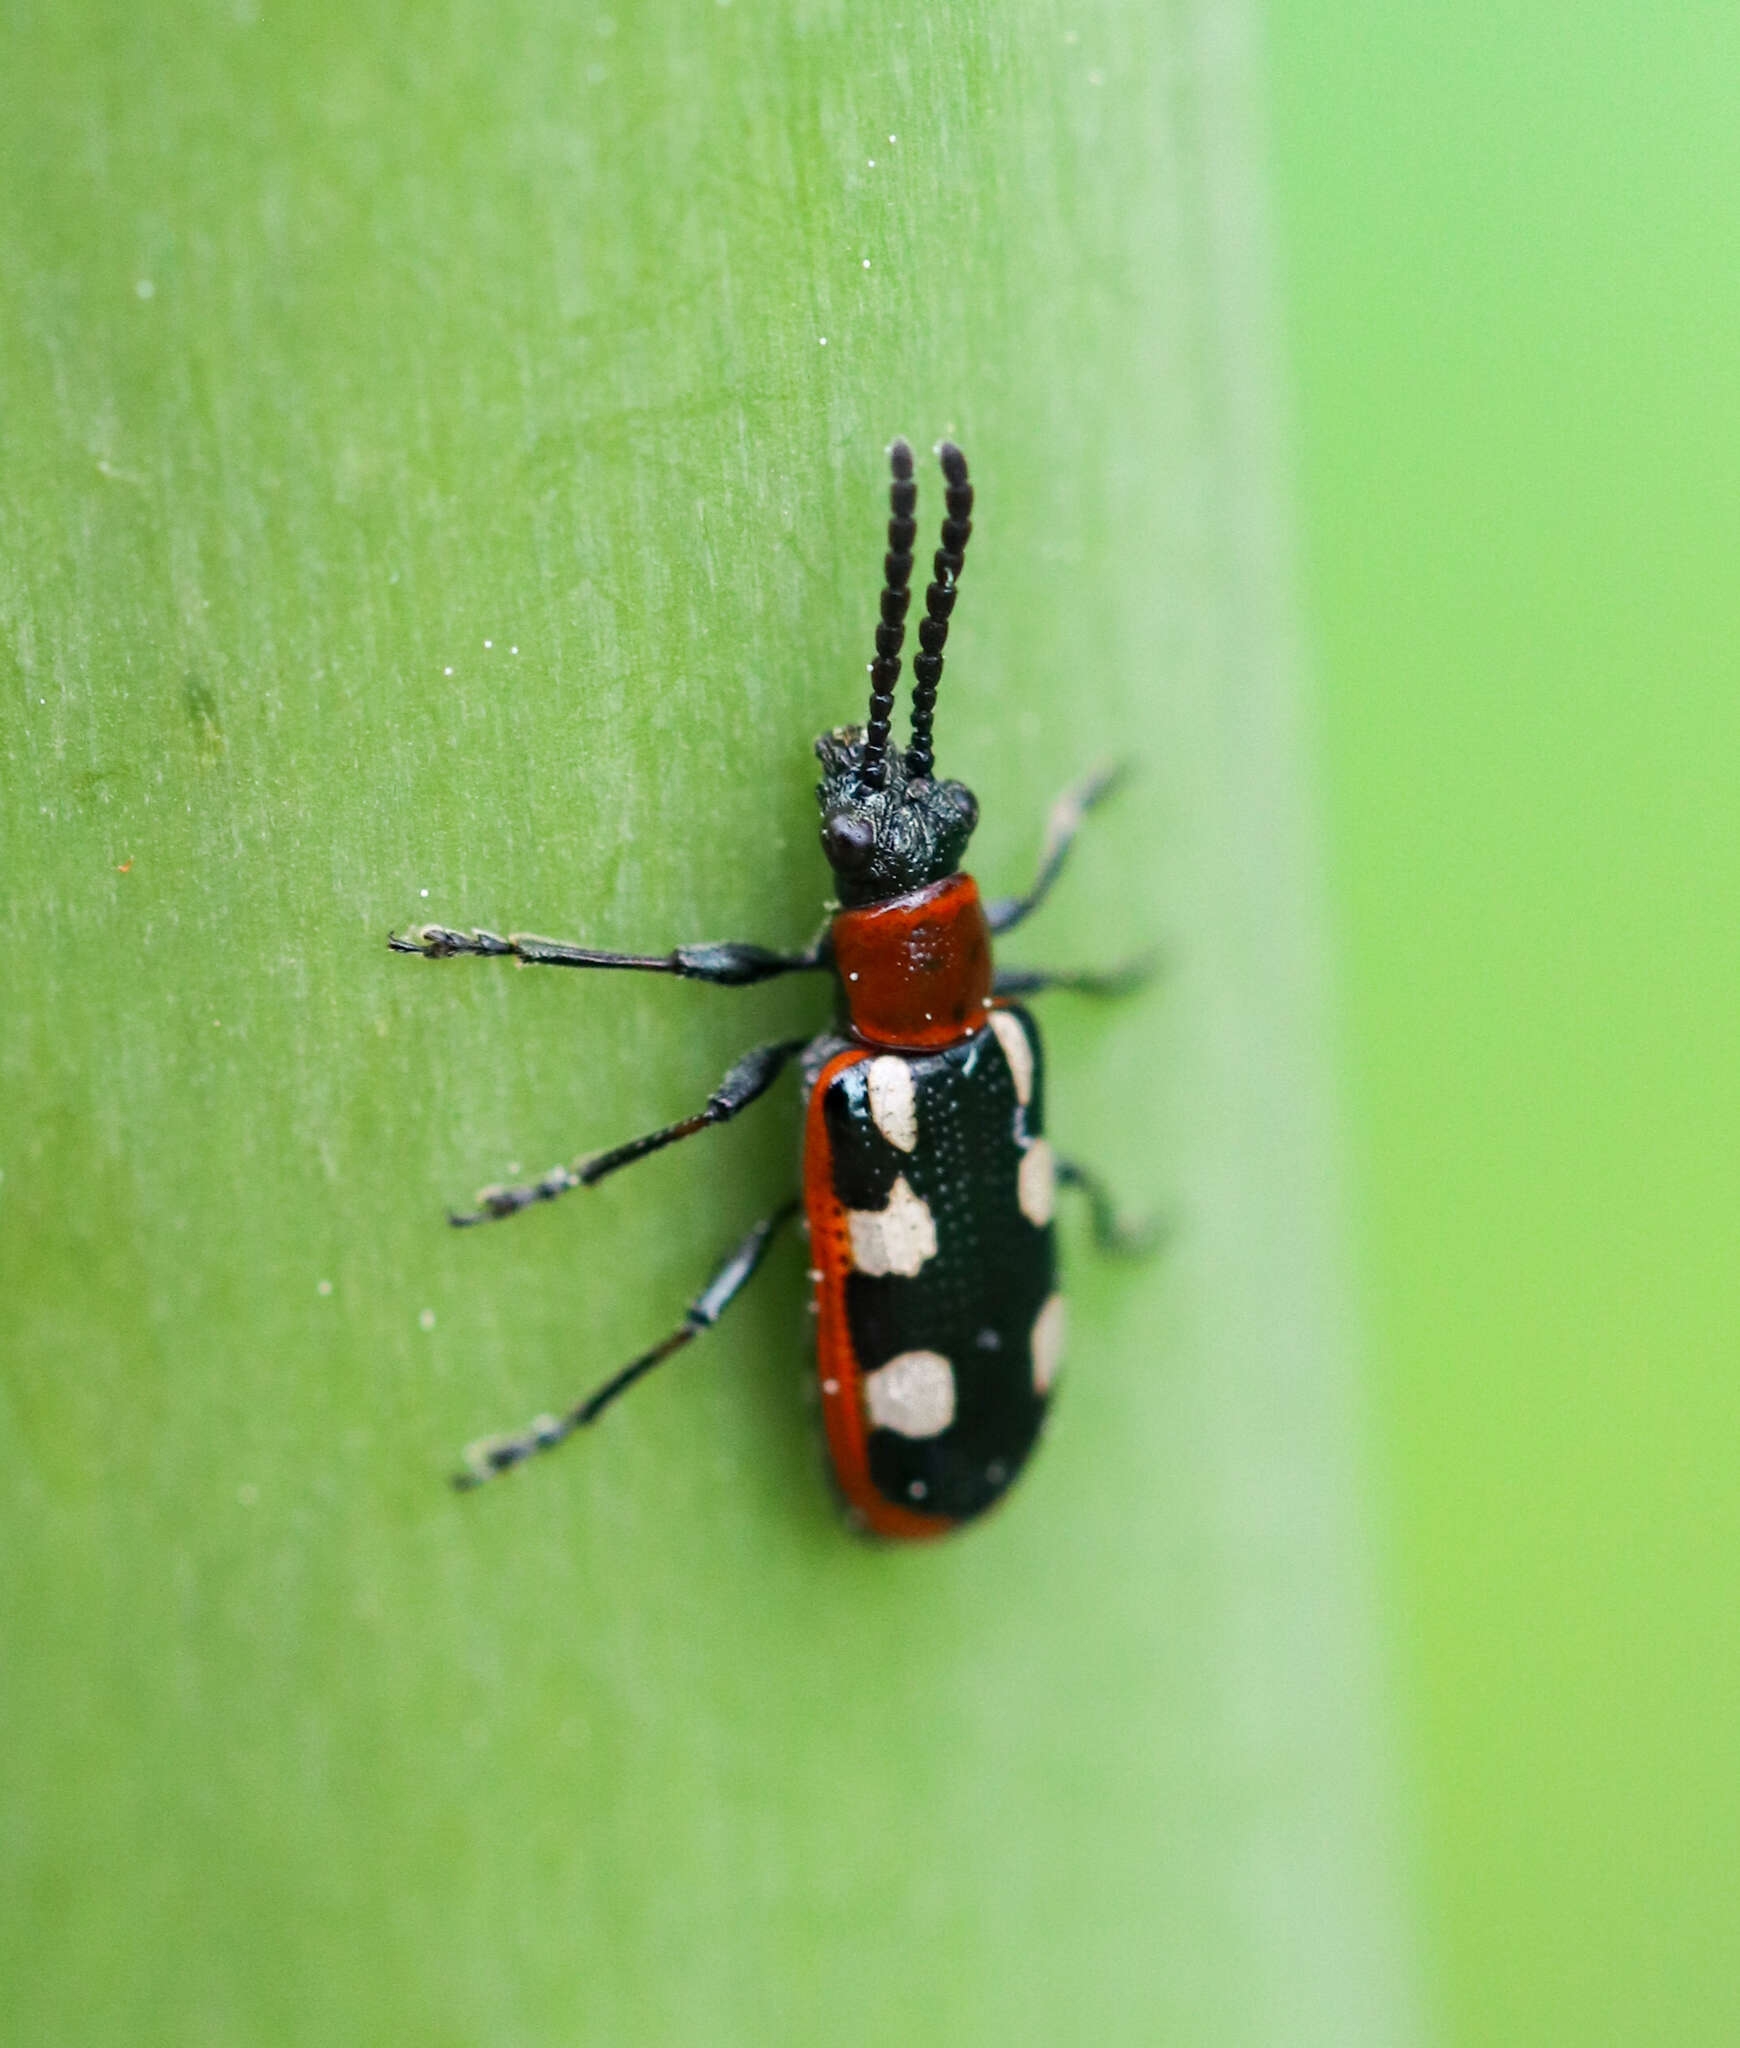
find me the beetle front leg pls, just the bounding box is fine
[389,922,831,987]
[984,760,1128,935]
[450,1035,810,1227]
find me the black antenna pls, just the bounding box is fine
[862,438,917,791]
[906,441,973,780]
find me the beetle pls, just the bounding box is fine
[391,438,1151,1537]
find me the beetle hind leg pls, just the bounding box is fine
[452,1199,802,1490]
[1056,1158,1164,1260]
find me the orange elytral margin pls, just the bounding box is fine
[830,872,993,1051]
[804,1046,955,1541]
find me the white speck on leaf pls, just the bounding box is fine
[419,1309,436,1332]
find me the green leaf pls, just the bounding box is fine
[1,3,1416,2040]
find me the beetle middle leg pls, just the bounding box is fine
[450,1035,809,1227]
[452,1199,803,1489]
[993,954,1160,1000]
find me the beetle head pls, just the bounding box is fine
[814,726,979,907]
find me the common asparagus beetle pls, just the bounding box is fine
[392,439,1151,1537]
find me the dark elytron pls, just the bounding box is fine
[822,1015,1054,1522]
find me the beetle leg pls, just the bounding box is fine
[452,1200,803,1490]
[389,924,831,986]
[984,759,1129,934]
[1055,1159,1164,1259]
[992,952,1160,1000]
[449,1036,810,1227]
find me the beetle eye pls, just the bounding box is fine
[822,811,876,872]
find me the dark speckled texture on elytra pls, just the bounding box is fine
[820,1005,1056,1522]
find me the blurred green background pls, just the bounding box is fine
[1268,3,1740,2042]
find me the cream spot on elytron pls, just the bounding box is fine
[866,1056,919,1152]
[1018,1137,1056,1228]
[847,1175,937,1277]
[862,1349,956,1438]
[1031,1293,1066,1394]
[989,1009,1034,1106]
